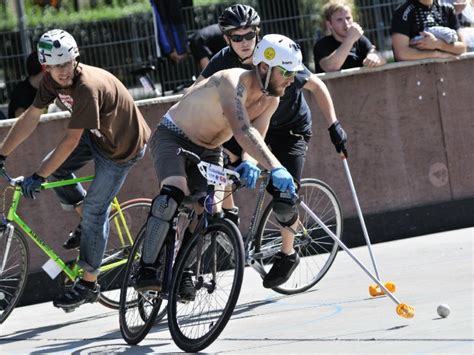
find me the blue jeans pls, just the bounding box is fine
[46,132,145,274]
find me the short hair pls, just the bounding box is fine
[26,51,42,76]
[322,1,353,22]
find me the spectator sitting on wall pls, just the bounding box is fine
[391,0,466,61]
[313,0,386,73]
[150,0,189,63]
[188,23,227,71]
[8,51,43,118]
[440,0,474,51]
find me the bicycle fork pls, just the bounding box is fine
[0,223,14,276]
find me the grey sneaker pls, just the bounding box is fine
[263,252,300,289]
[53,281,100,309]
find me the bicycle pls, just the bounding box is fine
[119,148,245,352]
[0,172,151,323]
[243,174,343,295]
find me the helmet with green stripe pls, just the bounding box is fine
[37,29,79,65]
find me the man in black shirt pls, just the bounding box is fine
[313,1,386,73]
[188,23,227,71]
[195,4,347,289]
[391,0,466,61]
[8,52,43,118]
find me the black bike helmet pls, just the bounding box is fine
[218,4,261,34]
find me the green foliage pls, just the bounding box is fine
[0,0,151,30]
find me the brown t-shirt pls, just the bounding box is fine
[33,64,150,163]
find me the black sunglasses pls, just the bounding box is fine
[229,31,257,43]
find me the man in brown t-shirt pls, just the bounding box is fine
[0,29,150,310]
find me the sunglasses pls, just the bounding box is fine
[276,66,298,78]
[229,31,257,43]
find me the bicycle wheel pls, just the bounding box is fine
[254,178,342,295]
[119,227,166,345]
[0,227,29,324]
[168,218,244,352]
[98,198,151,309]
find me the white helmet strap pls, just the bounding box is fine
[255,65,271,95]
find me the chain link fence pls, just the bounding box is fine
[0,0,403,113]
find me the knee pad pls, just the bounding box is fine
[272,198,298,227]
[142,185,185,264]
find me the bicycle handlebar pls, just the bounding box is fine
[0,169,24,187]
[176,148,241,187]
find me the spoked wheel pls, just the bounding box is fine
[168,218,244,352]
[119,228,165,345]
[98,199,151,309]
[254,178,342,294]
[0,227,29,324]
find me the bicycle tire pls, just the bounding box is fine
[254,178,342,295]
[119,227,166,345]
[168,218,244,352]
[98,198,151,309]
[0,227,29,324]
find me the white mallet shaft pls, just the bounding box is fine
[342,156,380,280]
[299,200,401,305]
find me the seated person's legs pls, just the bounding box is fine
[262,135,307,288]
[135,181,185,292]
[221,137,243,226]
[54,139,139,308]
[262,188,300,289]
[135,119,222,293]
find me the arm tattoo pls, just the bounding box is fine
[234,82,246,122]
[204,77,221,88]
[241,125,274,167]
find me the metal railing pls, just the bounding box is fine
[0,0,403,111]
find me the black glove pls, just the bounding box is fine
[21,173,46,199]
[0,154,6,169]
[0,154,7,177]
[328,121,347,155]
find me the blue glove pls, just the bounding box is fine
[271,167,296,194]
[235,160,261,189]
[21,173,46,199]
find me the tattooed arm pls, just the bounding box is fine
[220,73,281,170]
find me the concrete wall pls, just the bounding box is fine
[1,56,473,280]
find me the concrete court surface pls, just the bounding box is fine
[1,227,473,354]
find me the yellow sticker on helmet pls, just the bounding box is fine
[264,47,275,60]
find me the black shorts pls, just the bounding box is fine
[150,120,222,195]
[223,132,310,197]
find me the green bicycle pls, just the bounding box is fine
[0,172,151,323]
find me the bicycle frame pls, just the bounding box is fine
[2,175,135,281]
[240,173,271,257]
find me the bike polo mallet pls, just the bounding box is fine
[340,149,395,297]
[296,195,415,318]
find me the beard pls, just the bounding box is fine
[264,69,285,97]
[266,79,286,97]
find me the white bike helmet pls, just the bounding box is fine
[253,34,304,92]
[37,29,79,65]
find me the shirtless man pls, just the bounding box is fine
[135,34,302,296]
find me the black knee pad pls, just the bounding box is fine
[272,197,298,227]
[142,185,185,264]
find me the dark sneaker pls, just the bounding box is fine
[262,252,300,289]
[63,225,81,250]
[223,207,240,227]
[133,265,162,292]
[53,281,100,309]
[178,270,196,302]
